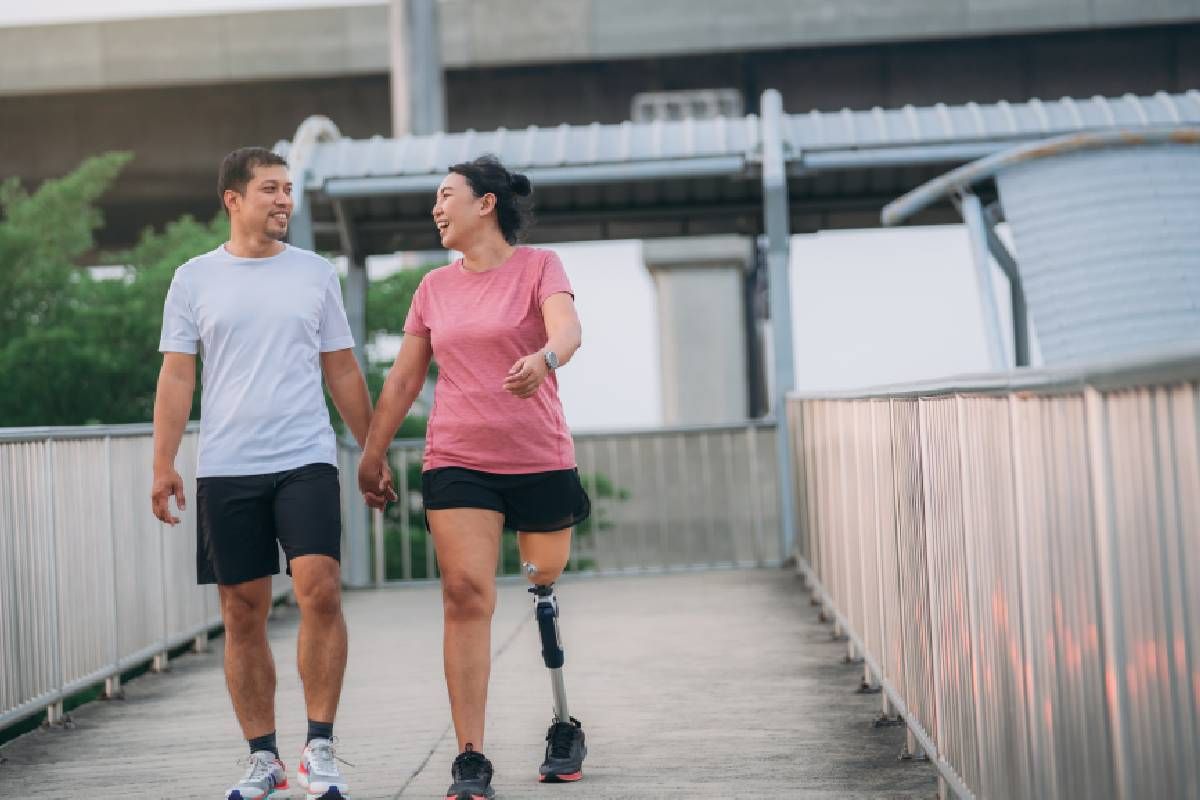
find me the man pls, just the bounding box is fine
[151,147,391,800]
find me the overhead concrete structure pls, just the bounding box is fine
[4,5,1197,249]
[389,0,445,136]
[3,0,1200,95]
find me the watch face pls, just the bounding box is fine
[544,350,559,370]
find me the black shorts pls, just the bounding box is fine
[421,467,591,533]
[195,462,341,586]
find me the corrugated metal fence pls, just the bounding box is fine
[344,422,783,586]
[788,350,1200,799]
[0,425,290,732]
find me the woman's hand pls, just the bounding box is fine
[357,452,399,510]
[503,352,550,399]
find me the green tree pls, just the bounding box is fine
[0,153,435,430]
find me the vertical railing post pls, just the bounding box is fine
[153,466,169,673]
[1085,386,1133,799]
[44,439,65,725]
[373,507,385,588]
[103,436,123,699]
[399,448,412,581]
[652,435,669,572]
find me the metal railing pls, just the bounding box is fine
[0,424,289,731]
[787,348,1200,800]
[339,421,784,587]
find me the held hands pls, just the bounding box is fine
[151,467,186,526]
[503,352,549,399]
[358,453,400,511]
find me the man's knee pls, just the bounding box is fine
[292,556,343,618]
[441,573,496,622]
[294,579,342,619]
[220,584,271,636]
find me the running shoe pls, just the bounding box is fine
[226,750,288,800]
[297,737,350,799]
[445,744,495,800]
[538,717,586,783]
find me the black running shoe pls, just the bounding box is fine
[446,745,495,800]
[538,717,586,783]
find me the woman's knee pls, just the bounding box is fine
[441,573,496,621]
[523,560,566,586]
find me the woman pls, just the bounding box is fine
[357,155,590,800]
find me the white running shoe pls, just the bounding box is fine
[297,738,350,800]
[226,750,288,800]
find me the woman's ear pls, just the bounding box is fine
[478,192,497,216]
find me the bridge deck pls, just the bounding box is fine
[0,570,935,798]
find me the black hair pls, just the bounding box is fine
[447,154,533,244]
[218,147,289,214]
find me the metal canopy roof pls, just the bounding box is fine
[280,90,1200,256]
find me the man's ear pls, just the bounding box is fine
[223,189,241,215]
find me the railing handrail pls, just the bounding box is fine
[786,344,1200,402]
[3,420,780,448]
[0,421,200,443]
[334,419,782,454]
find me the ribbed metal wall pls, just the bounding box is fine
[790,354,1200,799]
[997,143,1200,363]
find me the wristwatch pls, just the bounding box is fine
[543,350,559,371]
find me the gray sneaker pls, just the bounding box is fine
[226,750,288,800]
[297,738,350,799]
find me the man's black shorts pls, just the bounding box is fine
[196,462,341,586]
[421,467,591,533]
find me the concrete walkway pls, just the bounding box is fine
[0,570,936,798]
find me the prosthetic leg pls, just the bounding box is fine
[525,563,587,782]
[529,582,570,722]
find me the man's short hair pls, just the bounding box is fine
[218,147,288,212]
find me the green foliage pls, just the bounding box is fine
[0,152,434,431]
[366,265,432,338]
[0,152,228,425]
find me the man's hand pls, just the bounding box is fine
[358,453,399,511]
[151,467,187,526]
[503,353,550,399]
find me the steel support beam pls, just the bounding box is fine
[760,89,798,561]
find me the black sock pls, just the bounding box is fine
[307,719,334,745]
[248,732,279,758]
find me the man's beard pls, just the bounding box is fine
[266,225,288,242]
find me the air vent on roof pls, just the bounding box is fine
[631,89,744,122]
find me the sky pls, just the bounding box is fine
[0,0,381,27]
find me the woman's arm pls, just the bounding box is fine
[503,292,582,399]
[358,333,434,507]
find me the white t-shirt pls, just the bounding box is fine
[159,244,355,478]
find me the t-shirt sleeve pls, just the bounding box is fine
[159,274,199,354]
[403,276,431,337]
[319,270,356,352]
[536,250,574,307]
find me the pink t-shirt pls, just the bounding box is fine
[403,246,576,474]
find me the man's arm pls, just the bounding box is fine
[320,348,373,449]
[358,334,434,509]
[151,352,195,525]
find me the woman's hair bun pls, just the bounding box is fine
[509,172,532,197]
